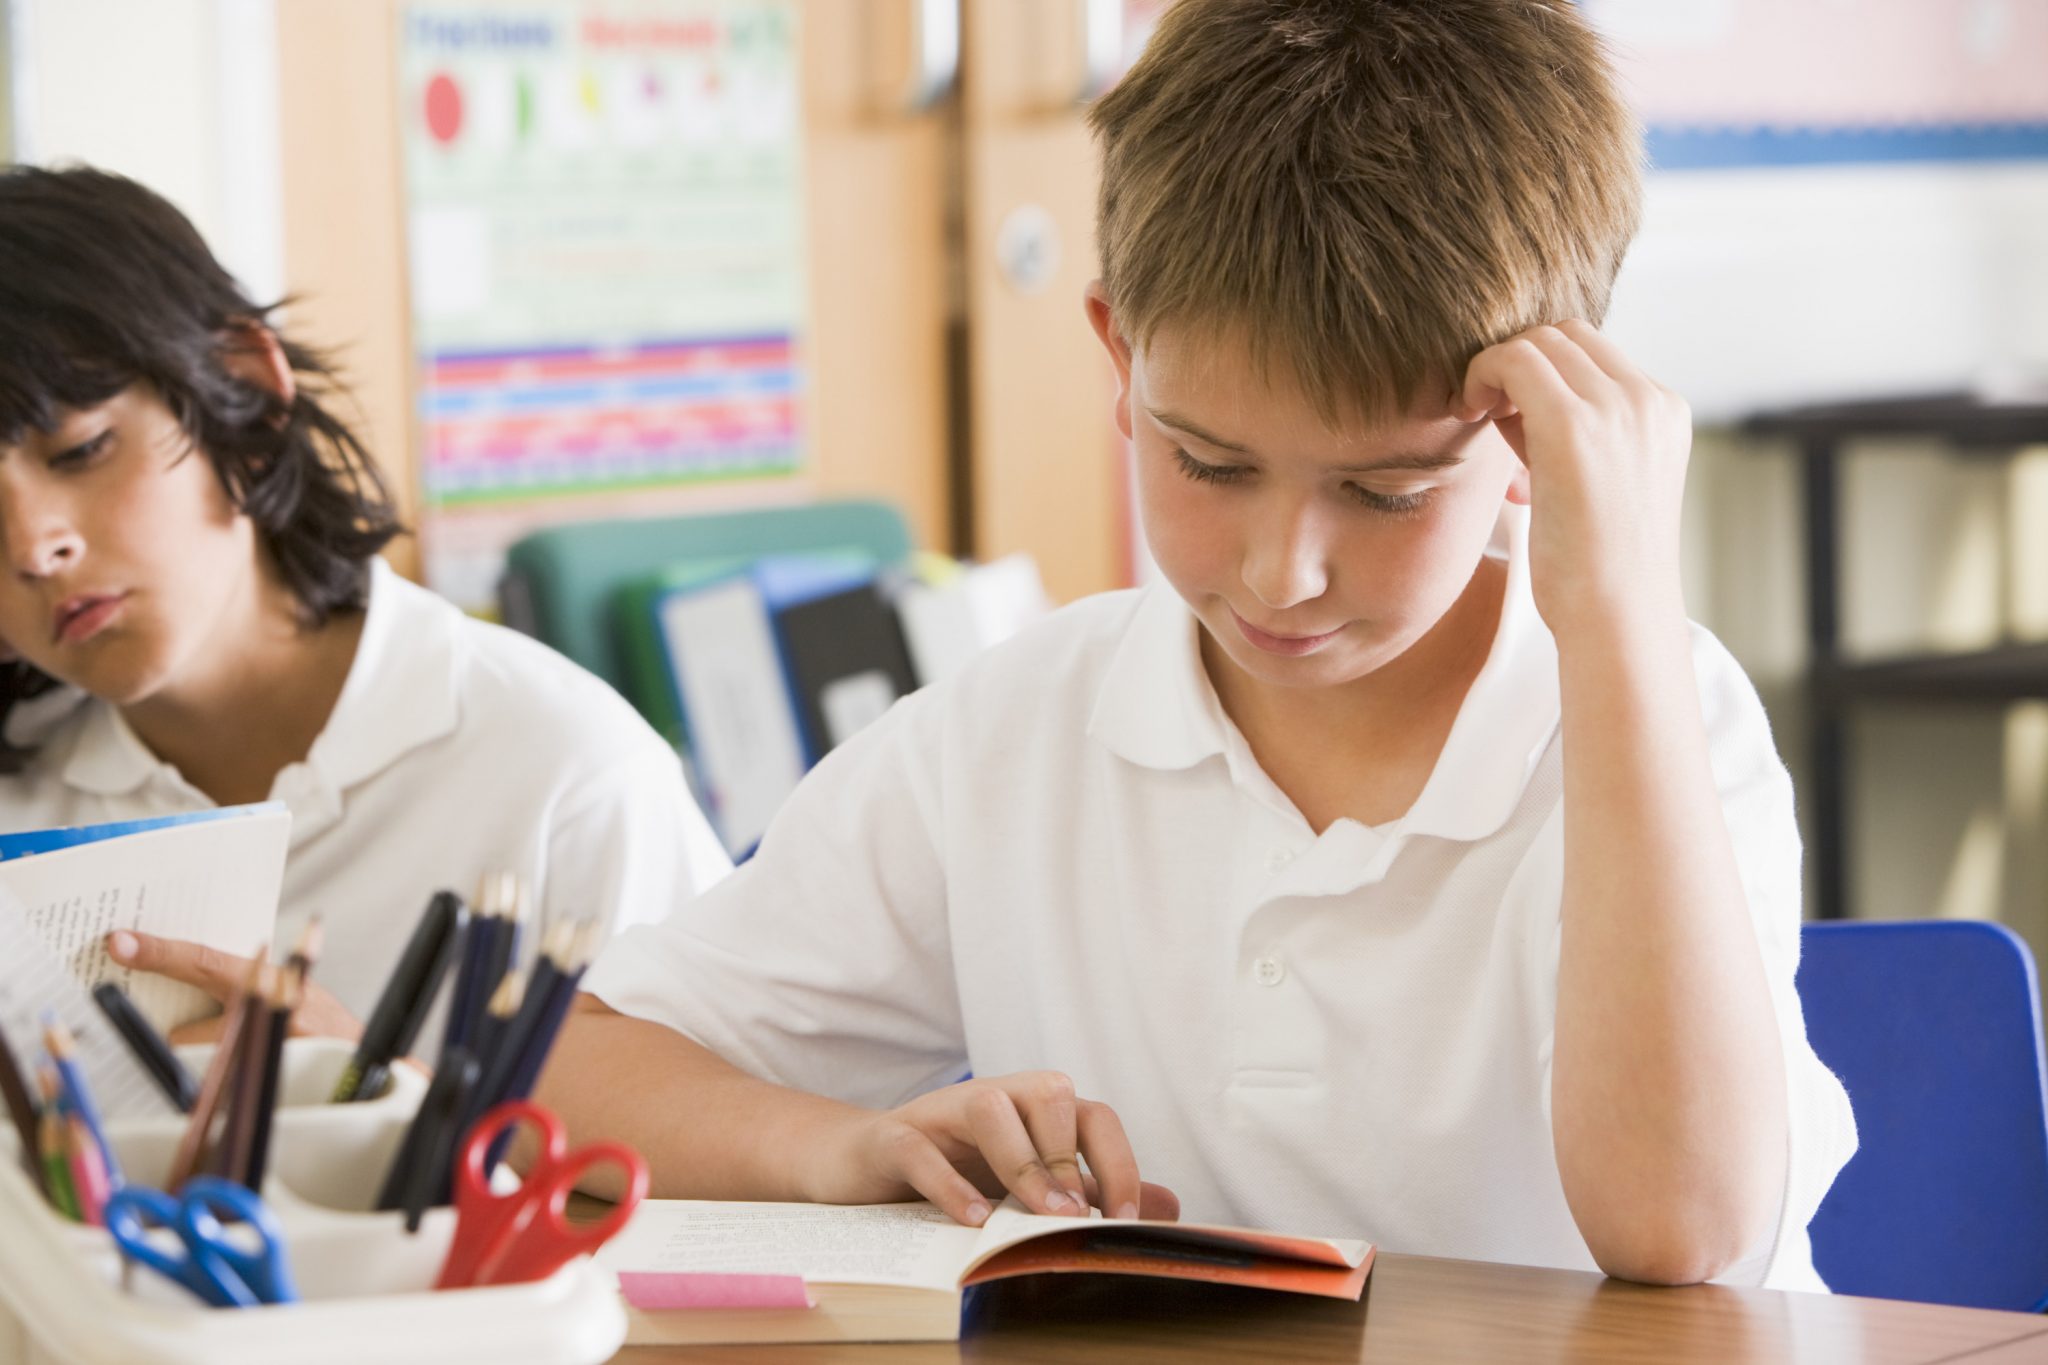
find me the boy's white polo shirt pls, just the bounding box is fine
[587,505,1857,1291]
[0,559,732,1018]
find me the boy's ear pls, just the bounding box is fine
[217,321,296,418]
[1082,281,1135,442]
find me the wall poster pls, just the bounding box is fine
[399,1,808,611]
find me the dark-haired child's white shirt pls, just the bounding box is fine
[584,505,1857,1292]
[0,559,731,1022]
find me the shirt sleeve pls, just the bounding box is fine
[580,685,969,1110]
[1689,626,1860,1292]
[539,738,734,941]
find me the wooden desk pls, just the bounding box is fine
[609,1252,2048,1364]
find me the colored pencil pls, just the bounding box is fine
[441,878,504,1055]
[242,958,296,1192]
[65,1115,109,1226]
[42,1016,122,1190]
[36,1070,78,1221]
[0,1017,43,1180]
[168,949,265,1191]
[215,964,276,1186]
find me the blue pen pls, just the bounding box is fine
[42,1015,123,1191]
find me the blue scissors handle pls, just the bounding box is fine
[104,1179,297,1309]
[106,1186,255,1309]
[178,1178,298,1307]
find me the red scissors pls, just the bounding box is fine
[434,1099,648,1290]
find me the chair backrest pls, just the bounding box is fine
[497,499,914,692]
[1798,919,2048,1309]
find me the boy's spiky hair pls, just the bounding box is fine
[1089,0,1643,423]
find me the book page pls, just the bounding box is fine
[0,894,171,1120]
[966,1197,1373,1273]
[598,1200,983,1292]
[0,807,290,1033]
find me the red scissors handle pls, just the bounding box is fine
[436,1100,650,1290]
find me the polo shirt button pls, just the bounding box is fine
[1253,955,1285,987]
[1265,849,1293,873]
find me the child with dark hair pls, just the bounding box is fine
[0,165,729,1037]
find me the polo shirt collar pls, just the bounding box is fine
[1088,504,1559,844]
[303,558,463,794]
[56,560,463,826]
[1399,505,1560,843]
[1087,580,1231,772]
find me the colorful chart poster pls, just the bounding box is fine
[1583,0,2048,168]
[399,1,808,609]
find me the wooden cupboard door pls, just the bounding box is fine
[275,0,420,580]
[961,0,1128,603]
[802,0,955,555]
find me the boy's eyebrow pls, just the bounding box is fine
[1148,408,1253,453]
[1147,406,1470,472]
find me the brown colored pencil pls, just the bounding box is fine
[215,964,278,1185]
[166,948,266,1191]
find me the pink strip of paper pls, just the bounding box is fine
[616,1271,816,1311]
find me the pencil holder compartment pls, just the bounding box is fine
[0,1039,628,1365]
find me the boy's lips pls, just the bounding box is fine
[52,592,128,645]
[1230,609,1343,657]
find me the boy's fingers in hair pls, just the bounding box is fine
[963,1084,1083,1217]
[1514,324,1615,404]
[1552,319,1643,388]
[1073,1098,1142,1219]
[878,1121,996,1227]
[105,930,245,1001]
[1462,338,1576,432]
[1000,1071,1087,1211]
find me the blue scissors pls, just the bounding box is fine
[104,1177,298,1308]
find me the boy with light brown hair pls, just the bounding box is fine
[545,0,1856,1288]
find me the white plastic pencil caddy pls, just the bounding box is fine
[0,1038,626,1365]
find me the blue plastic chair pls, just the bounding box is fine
[1798,919,2048,1309]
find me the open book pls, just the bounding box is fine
[0,804,290,1034]
[597,1197,1374,1346]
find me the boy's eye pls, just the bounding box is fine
[1346,484,1434,516]
[50,430,114,469]
[1171,449,1249,485]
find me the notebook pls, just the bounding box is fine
[598,1197,1373,1345]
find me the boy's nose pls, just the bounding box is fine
[1,500,84,580]
[1240,515,1330,612]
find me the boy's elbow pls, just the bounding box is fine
[1581,1201,1772,1286]
[1588,1235,1735,1287]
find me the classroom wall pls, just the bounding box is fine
[1601,124,2048,952]
[8,0,284,306]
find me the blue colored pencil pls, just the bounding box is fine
[41,1016,123,1191]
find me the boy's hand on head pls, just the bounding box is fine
[1459,321,1692,640]
[106,929,365,1046]
[815,1070,1179,1228]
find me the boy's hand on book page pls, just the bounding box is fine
[820,1071,1177,1229]
[106,930,364,1045]
[1457,320,1692,641]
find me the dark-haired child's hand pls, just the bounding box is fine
[106,929,365,1046]
[1456,319,1692,642]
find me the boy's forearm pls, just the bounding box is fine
[1549,606,1788,1285]
[533,993,865,1202]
